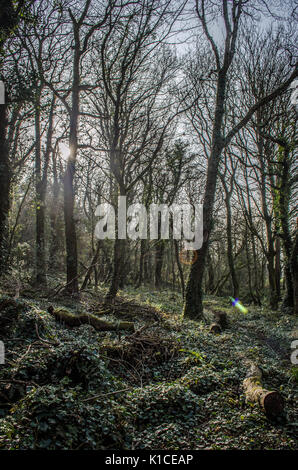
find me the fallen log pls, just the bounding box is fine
[214,311,228,329]
[243,364,284,417]
[209,311,227,334]
[210,322,222,334]
[47,306,134,332]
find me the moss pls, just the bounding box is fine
[48,307,134,331]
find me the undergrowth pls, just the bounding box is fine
[0,285,297,450]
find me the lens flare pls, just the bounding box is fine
[230,297,248,314]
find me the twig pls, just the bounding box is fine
[82,388,130,403]
[126,321,158,339]
[35,322,58,345]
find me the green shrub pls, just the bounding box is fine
[0,384,127,450]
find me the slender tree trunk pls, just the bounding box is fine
[206,252,215,294]
[0,99,10,275]
[155,240,165,288]
[174,239,185,298]
[81,241,101,290]
[278,146,294,310]
[105,186,126,302]
[257,133,278,309]
[49,152,62,271]
[136,238,146,288]
[7,178,31,262]
[275,236,281,301]
[246,235,254,303]
[171,242,176,290]
[35,91,55,285]
[290,230,298,316]
[183,71,226,319]
[34,87,47,285]
[63,37,80,294]
[0,0,21,274]
[224,185,239,298]
[105,238,125,301]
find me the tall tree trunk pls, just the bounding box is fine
[105,186,126,302]
[49,150,62,271]
[0,1,21,274]
[221,170,239,298]
[35,91,55,285]
[183,71,226,319]
[278,145,294,310]
[257,133,278,309]
[290,230,298,316]
[34,87,47,285]
[63,36,80,294]
[226,198,239,298]
[0,99,10,275]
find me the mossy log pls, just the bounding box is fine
[47,306,134,332]
[243,364,284,417]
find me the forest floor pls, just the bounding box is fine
[0,282,297,450]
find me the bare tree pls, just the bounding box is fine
[182,0,297,319]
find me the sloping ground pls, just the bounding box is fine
[0,286,297,450]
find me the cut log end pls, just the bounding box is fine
[261,391,284,417]
[210,322,221,334]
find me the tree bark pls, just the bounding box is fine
[290,229,298,316]
[278,145,294,310]
[34,87,46,284]
[257,133,278,309]
[0,100,10,275]
[174,239,185,298]
[105,238,126,302]
[136,239,146,288]
[0,0,30,274]
[49,150,63,271]
[155,240,165,288]
[63,28,80,294]
[221,169,239,298]
[81,240,101,290]
[183,70,225,319]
